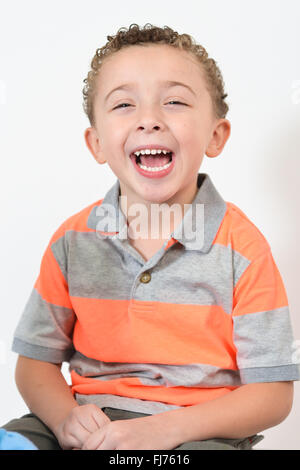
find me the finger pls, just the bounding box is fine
[68,424,92,448]
[96,433,117,450]
[62,434,83,450]
[91,408,110,429]
[77,407,108,434]
[82,428,105,450]
[96,438,116,450]
[77,415,99,434]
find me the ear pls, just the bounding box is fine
[84,127,107,164]
[205,119,231,158]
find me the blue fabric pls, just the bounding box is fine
[0,428,37,450]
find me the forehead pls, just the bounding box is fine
[96,44,205,93]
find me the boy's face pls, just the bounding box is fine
[85,44,230,206]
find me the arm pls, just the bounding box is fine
[152,381,294,445]
[15,355,109,449]
[15,355,79,432]
[82,381,293,450]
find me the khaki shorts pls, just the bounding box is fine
[1,407,264,450]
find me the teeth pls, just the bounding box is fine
[137,160,172,171]
[134,149,170,156]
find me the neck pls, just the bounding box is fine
[119,180,198,241]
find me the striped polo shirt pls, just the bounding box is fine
[12,173,300,414]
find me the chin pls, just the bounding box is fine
[140,191,174,204]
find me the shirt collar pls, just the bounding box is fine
[87,173,227,253]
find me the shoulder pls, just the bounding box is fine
[218,201,271,263]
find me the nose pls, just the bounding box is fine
[135,105,165,132]
[138,123,161,132]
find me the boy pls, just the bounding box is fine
[2,23,299,450]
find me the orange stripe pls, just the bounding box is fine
[34,198,104,307]
[34,246,73,309]
[213,202,270,261]
[70,370,237,406]
[164,237,178,250]
[97,231,118,236]
[233,250,288,316]
[71,297,237,369]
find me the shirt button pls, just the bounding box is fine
[140,272,151,283]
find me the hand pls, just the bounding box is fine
[54,404,110,450]
[81,414,179,450]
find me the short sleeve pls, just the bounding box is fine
[12,227,76,363]
[232,249,300,383]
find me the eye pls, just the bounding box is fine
[167,101,187,106]
[112,101,187,110]
[113,103,131,110]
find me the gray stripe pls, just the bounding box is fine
[66,232,138,299]
[12,337,74,362]
[240,364,300,383]
[58,229,251,314]
[232,249,251,287]
[13,288,76,352]
[137,244,233,311]
[75,393,181,414]
[69,352,242,388]
[233,307,296,369]
[51,236,68,282]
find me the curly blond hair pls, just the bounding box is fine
[83,23,229,127]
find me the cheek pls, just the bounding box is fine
[180,131,206,154]
[173,115,203,140]
[100,127,128,157]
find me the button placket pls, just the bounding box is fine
[129,246,167,299]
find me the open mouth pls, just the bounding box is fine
[130,151,175,179]
[131,152,173,171]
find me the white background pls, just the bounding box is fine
[0,0,299,450]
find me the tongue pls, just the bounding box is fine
[140,154,171,167]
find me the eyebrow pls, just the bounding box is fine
[104,80,197,103]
